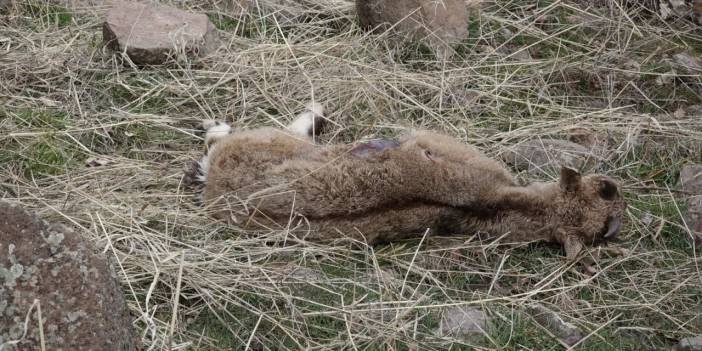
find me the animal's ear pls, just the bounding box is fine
[560,166,581,193]
[599,178,619,200]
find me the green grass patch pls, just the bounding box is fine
[22,2,72,28]
[0,136,81,177]
[14,108,68,129]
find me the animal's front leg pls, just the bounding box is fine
[563,234,599,275]
[490,185,548,210]
[563,235,584,261]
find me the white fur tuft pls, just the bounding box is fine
[287,102,325,137]
[196,121,231,184]
[306,102,325,117]
[196,144,216,183]
[201,119,218,130]
[204,121,232,145]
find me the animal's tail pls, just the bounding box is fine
[184,120,232,189]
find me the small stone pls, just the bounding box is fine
[39,97,60,107]
[679,164,702,242]
[673,52,702,74]
[271,263,325,282]
[675,108,687,118]
[567,128,604,149]
[512,49,533,61]
[356,0,468,48]
[496,45,532,61]
[660,0,689,19]
[85,157,113,167]
[499,28,513,38]
[443,88,480,107]
[640,212,655,227]
[526,303,583,346]
[655,71,676,86]
[567,13,600,29]
[622,59,641,79]
[103,1,217,65]
[686,105,702,115]
[680,164,702,193]
[693,0,702,23]
[675,335,702,351]
[501,139,598,174]
[0,201,139,350]
[438,306,488,337]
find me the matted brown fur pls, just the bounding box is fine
[194,121,627,262]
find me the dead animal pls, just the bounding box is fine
[186,103,627,269]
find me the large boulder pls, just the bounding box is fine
[356,0,468,48]
[103,1,217,65]
[0,202,139,350]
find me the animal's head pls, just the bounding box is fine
[554,167,627,247]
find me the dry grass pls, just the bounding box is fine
[2,0,702,349]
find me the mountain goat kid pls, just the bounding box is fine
[186,103,627,268]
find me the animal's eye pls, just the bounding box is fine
[599,179,618,200]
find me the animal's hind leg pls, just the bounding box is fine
[286,102,326,140]
[184,120,233,187]
[202,120,233,150]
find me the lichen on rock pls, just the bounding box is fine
[0,201,140,351]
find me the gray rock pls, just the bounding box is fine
[438,306,487,337]
[694,1,702,24]
[0,202,139,351]
[356,0,468,48]
[501,139,598,174]
[275,264,325,282]
[660,0,689,19]
[679,164,702,245]
[0,0,13,10]
[680,164,702,194]
[566,13,601,30]
[675,335,702,351]
[526,303,583,346]
[103,1,217,65]
[673,52,702,74]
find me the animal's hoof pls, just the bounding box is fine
[201,119,220,130]
[306,102,325,117]
[612,246,630,256]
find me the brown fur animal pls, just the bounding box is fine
[187,103,627,264]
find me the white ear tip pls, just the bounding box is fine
[305,102,325,116]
